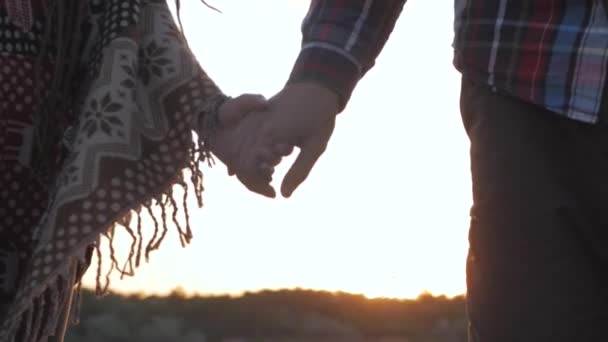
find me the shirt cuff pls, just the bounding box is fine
[287,46,361,112]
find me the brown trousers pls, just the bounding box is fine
[460,78,608,342]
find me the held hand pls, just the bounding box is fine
[209,93,278,196]
[246,82,341,198]
[217,94,268,128]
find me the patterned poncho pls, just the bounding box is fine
[0,1,223,340]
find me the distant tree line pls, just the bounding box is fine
[65,289,467,342]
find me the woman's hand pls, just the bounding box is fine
[209,94,279,197]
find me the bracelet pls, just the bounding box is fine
[197,94,231,164]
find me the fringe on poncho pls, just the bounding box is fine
[0,1,225,340]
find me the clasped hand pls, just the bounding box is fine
[211,82,340,198]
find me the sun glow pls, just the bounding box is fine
[81,0,471,300]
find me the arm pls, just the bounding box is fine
[232,1,407,198]
[287,0,406,111]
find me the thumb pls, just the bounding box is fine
[280,136,328,198]
[218,94,268,127]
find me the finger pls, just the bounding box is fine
[255,147,282,166]
[258,163,275,178]
[237,93,268,110]
[281,137,327,198]
[218,94,268,127]
[246,182,275,198]
[238,174,276,198]
[274,142,294,157]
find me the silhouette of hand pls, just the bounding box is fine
[236,82,341,198]
[209,94,276,195]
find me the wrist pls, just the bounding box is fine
[283,82,341,118]
[287,47,360,112]
[196,94,230,163]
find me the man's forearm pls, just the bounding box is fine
[287,0,406,111]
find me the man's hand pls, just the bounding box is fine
[243,82,341,198]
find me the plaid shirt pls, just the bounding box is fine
[288,0,608,123]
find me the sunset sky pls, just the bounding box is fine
[81,0,471,300]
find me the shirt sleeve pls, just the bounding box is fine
[287,0,406,111]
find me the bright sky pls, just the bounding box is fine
[82,0,471,300]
